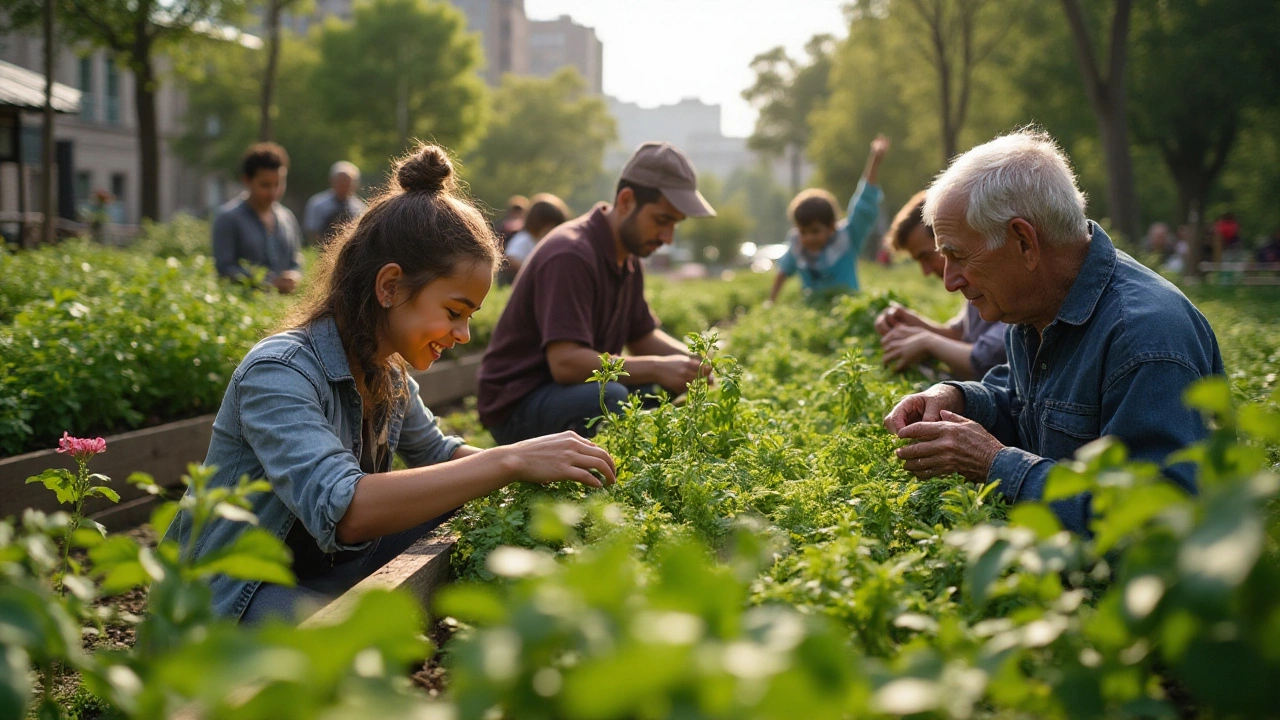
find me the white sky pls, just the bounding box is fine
[524,0,848,139]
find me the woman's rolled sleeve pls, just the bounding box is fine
[237,360,370,554]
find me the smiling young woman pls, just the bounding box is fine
[165,142,617,624]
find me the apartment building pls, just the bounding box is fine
[0,34,232,225]
[528,14,602,94]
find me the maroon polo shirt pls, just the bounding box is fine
[477,204,658,428]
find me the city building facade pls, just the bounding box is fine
[528,14,602,94]
[0,36,232,226]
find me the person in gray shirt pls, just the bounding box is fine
[303,160,367,247]
[212,142,304,293]
[874,190,1008,380]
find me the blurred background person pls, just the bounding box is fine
[503,193,572,281]
[875,190,1008,381]
[304,161,367,247]
[213,142,304,294]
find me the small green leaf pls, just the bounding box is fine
[1183,377,1234,419]
[193,528,294,585]
[1093,483,1189,554]
[1238,405,1280,442]
[213,502,258,525]
[86,486,121,504]
[434,583,509,625]
[61,575,96,603]
[127,471,158,489]
[76,518,108,538]
[90,535,148,595]
[25,469,76,505]
[1179,488,1265,595]
[1044,466,1092,502]
[1008,504,1062,539]
[151,502,180,537]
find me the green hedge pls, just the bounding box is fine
[0,232,771,456]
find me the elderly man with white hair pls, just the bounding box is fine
[303,160,367,246]
[884,129,1223,533]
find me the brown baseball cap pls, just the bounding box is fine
[618,141,716,218]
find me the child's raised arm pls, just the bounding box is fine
[863,134,891,185]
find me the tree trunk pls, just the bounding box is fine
[1172,167,1207,278]
[41,0,56,245]
[258,0,283,142]
[134,54,160,221]
[1097,100,1139,244]
[1061,0,1140,243]
[1164,114,1240,278]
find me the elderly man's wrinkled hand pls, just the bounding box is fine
[894,410,1002,483]
[883,383,964,434]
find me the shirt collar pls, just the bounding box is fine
[589,203,637,277]
[1054,221,1116,326]
[306,316,354,383]
[237,197,282,220]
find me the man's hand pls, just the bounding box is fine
[653,354,707,394]
[883,383,964,435]
[894,410,1003,483]
[874,302,928,337]
[272,270,302,294]
[881,325,937,373]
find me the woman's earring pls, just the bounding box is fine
[382,298,391,308]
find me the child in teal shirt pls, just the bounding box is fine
[770,135,889,302]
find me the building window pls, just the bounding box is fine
[78,56,96,121]
[74,171,92,210]
[105,62,121,125]
[110,173,127,222]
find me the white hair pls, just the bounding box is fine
[922,128,1088,249]
[329,160,360,180]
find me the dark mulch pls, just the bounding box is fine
[411,619,457,698]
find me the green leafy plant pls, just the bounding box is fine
[585,352,629,431]
[24,433,119,594]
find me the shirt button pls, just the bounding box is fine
[1040,363,1048,371]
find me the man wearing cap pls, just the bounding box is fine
[477,142,717,444]
[303,161,367,246]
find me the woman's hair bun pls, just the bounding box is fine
[395,143,455,194]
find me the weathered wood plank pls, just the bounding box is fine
[301,532,456,627]
[0,414,217,518]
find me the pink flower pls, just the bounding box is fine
[56,432,106,462]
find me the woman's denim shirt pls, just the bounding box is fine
[164,316,464,619]
[946,223,1224,533]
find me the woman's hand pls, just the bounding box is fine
[498,431,617,488]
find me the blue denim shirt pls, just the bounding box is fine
[946,223,1224,533]
[164,316,464,619]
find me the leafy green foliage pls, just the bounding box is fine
[443,275,1280,719]
[0,240,292,455]
[463,67,617,211]
[312,0,488,171]
[0,233,769,456]
[4,462,448,719]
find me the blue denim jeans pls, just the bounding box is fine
[240,510,454,624]
[490,381,656,445]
